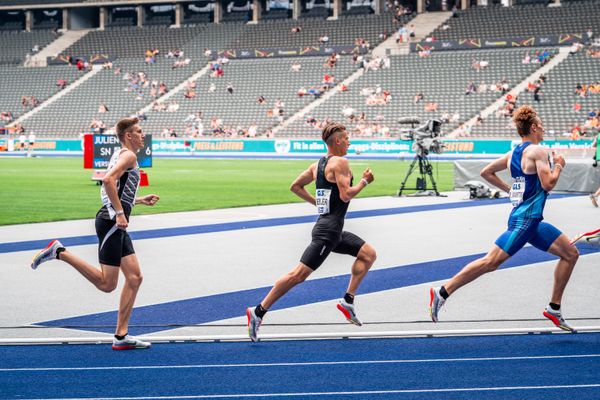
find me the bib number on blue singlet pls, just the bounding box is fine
[510,177,525,207]
[316,189,332,215]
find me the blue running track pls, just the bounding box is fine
[1,333,599,399]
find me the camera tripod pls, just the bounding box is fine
[397,153,444,196]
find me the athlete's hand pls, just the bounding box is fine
[138,194,160,206]
[362,168,374,184]
[552,151,565,169]
[116,214,128,230]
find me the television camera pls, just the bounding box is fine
[397,117,445,196]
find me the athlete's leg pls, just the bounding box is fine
[443,245,509,295]
[260,263,313,310]
[547,235,579,304]
[529,223,579,305]
[345,243,376,295]
[58,250,119,293]
[115,253,143,336]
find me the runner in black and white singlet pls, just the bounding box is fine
[31,118,160,350]
[246,122,377,342]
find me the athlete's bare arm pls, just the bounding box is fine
[290,163,317,206]
[480,152,511,193]
[102,150,137,229]
[531,146,564,191]
[329,157,374,203]
[135,194,160,206]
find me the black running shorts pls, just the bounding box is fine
[95,217,135,267]
[300,231,366,271]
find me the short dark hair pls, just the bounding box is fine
[513,105,539,137]
[115,117,139,141]
[321,122,346,144]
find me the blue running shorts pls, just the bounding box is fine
[495,218,562,256]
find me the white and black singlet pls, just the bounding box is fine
[95,149,140,266]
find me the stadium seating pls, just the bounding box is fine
[227,13,412,50]
[430,1,600,40]
[21,58,205,136]
[470,49,600,137]
[0,30,59,64]
[0,64,82,121]
[141,56,359,136]
[284,48,557,137]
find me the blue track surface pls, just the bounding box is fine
[38,242,600,335]
[1,333,599,399]
[0,194,580,254]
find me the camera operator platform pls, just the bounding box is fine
[397,118,446,197]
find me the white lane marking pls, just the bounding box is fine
[3,353,600,372]
[19,383,600,399]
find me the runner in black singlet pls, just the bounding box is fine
[31,118,160,350]
[246,122,377,342]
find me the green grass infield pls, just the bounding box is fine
[0,157,454,225]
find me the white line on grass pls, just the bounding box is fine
[2,353,600,372]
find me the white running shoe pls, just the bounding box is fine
[337,299,362,326]
[246,307,262,342]
[543,306,576,333]
[112,335,151,350]
[429,287,446,323]
[31,240,63,270]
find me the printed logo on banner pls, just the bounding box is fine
[274,140,291,154]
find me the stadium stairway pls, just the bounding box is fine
[9,65,102,127]
[26,29,92,68]
[374,11,453,57]
[448,46,571,137]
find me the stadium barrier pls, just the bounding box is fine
[410,33,584,52]
[0,138,594,158]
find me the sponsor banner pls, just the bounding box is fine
[216,45,368,59]
[91,134,152,169]
[410,34,583,52]
[3,139,593,157]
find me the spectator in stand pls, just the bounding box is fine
[465,81,477,95]
[424,102,439,112]
[291,62,302,72]
[226,83,234,95]
[208,83,216,93]
[534,86,541,102]
[325,53,338,68]
[291,26,302,33]
[318,35,329,44]
[98,103,109,113]
[57,79,67,89]
[297,87,307,97]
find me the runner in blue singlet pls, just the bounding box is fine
[429,105,579,332]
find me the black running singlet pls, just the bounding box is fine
[313,156,352,235]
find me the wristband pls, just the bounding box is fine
[115,210,125,216]
[360,178,369,186]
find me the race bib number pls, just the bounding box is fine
[509,177,525,207]
[316,189,332,215]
